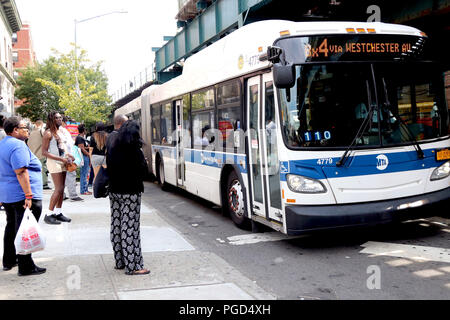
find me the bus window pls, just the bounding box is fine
[217,80,241,152]
[192,88,215,111]
[217,81,240,106]
[151,105,161,144]
[161,103,173,145]
[378,63,449,145]
[218,107,241,151]
[192,88,216,150]
[193,111,215,150]
[182,94,191,148]
[265,81,282,210]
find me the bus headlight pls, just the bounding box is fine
[431,161,450,181]
[286,174,327,194]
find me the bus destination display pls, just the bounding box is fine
[276,35,427,63]
[303,36,426,62]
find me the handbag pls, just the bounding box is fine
[93,165,109,198]
[14,209,46,255]
[66,162,78,172]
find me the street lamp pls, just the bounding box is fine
[74,10,127,95]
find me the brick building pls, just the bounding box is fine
[12,22,36,109]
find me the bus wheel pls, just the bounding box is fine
[158,158,169,191]
[226,171,251,230]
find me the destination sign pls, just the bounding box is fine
[276,35,427,63]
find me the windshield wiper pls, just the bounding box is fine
[336,80,376,167]
[381,78,424,160]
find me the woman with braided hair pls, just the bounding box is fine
[41,112,73,225]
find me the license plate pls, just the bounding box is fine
[436,149,450,161]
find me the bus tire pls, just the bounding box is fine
[157,157,169,192]
[226,171,251,230]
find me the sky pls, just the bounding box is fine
[14,0,179,97]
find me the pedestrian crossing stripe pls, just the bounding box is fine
[360,241,450,264]
[225,232,303,245]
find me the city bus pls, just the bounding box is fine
[131,20,449,235]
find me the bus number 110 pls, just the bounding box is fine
[304,131,332,142]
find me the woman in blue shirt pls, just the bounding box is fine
[0,117,46,276]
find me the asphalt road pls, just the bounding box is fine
[142,181,450,300]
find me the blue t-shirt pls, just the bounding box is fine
[0,136,43,203]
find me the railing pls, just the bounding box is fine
[178,0,191,10]
[111,64,155,103]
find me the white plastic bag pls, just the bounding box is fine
[14,209,46,255]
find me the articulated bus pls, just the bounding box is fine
[117,20,450,235]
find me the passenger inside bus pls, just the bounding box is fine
[194,125,211,147]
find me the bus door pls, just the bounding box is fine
[247,75,283,223]
[175,100,185,187]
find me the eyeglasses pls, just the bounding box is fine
[17,127,29,130]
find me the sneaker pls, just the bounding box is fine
[70,197,84,202]
[44,214,61,225]
[43,185,52,190]
[55,213,71,223]
[81,192,92,196]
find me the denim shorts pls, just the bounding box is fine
[91,155,106,168]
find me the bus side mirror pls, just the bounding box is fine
[273,63,295,89]
[268,46,295,89]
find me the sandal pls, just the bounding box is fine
[126,269,151,275]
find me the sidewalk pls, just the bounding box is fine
[0,183,275,300]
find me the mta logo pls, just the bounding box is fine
[376,155,389,171]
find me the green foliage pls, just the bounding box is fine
[15,45,112,127]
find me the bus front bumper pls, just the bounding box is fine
[285,187,450,236]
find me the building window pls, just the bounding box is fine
[12,33,17,43]
[12,51,18,63]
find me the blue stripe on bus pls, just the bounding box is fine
[152,146,248,174]
[184,149,248,174]
[280,149,445,181]
[153,145,446,181]
[152,145,177,158]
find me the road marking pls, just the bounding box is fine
[226,232,302,246]
[360,241,450,263]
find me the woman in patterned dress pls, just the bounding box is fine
[106,120,150,275]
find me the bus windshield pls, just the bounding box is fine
[279,62,449,149]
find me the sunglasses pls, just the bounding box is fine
[17,126,29,130]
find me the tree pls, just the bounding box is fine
[16,45,112,127]
[15,56,63,121]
